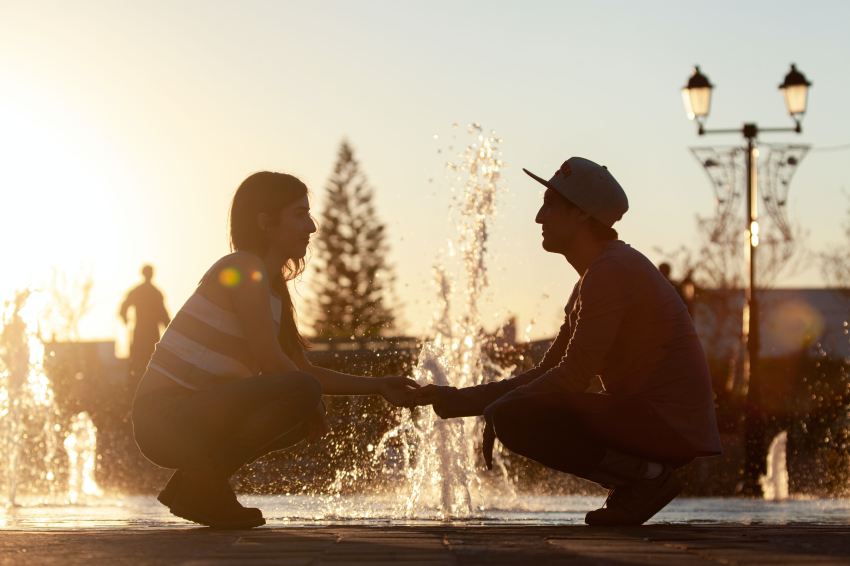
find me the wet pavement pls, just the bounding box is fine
[3,496,850,564]
[2,524,850,564]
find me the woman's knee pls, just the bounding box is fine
[275,370,322,409]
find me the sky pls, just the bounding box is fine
[1,0,849,352]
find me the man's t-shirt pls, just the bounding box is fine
[438,240,721,456]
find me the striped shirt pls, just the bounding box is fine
[147,253,282,390]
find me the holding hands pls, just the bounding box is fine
[376,376,422,407]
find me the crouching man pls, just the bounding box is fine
[415,157,721,526]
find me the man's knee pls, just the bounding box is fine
[487,399,526,453]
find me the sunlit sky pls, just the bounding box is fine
[2,1,849,351]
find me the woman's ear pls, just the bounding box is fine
[257,212,270,232]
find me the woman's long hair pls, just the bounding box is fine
[229,171,309,356]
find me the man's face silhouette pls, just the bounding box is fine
[534,188,587,255]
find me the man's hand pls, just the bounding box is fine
[411,384,450,406]
[377,376,421,407]
[413,384,471,419]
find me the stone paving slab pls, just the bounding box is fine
[1,525,850,565]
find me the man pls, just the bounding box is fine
[415,157,721,526]
[120,264,171,390]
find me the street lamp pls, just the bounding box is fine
[779,64,813,131]
[681,63,812,496]
[682,66,713,133]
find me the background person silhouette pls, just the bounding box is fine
[658,262,696,318]
[120,264,170,390]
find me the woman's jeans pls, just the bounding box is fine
[132,371,321,478]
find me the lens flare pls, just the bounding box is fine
[764,298,825,355]
[218,267,242,288]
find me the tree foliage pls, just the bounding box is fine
[309,141,396,339]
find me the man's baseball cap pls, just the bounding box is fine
[523,157,629,227]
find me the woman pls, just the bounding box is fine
[132,171,418,529]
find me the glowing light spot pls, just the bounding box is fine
[219,267,242,288]
[764,298,825,355]
[250,270,263,283]
[750,221,760,247]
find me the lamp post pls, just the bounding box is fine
[682,64,812,496]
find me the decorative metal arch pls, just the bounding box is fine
[758,143,810,241]
[690,143,810,242]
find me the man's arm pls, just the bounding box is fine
[508,257,629,397]
[119,289,135,324]
[425,316,574,418]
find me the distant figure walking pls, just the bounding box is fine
[120,265,170,387]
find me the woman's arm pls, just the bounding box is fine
[291,349,418,404]
[222,253,298,374]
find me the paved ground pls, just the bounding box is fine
[2,525,849,565]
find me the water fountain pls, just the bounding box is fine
[761,431,789,501]
[0,290,101,506]
[365,124,519,519]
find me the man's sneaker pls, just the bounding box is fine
[585,466,681,526]
[163,472,265,529]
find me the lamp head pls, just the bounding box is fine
[682,66,713,131]
[779,63,812,122]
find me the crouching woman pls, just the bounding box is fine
[132,171,417,529]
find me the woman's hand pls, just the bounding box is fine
[377,376,421,407]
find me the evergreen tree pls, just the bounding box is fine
[310,141,396,339]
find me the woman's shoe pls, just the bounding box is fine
[156,470,181,508]
[169,497,266,530]
[160,471,264,527]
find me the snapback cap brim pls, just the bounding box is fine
[522,168,551,188]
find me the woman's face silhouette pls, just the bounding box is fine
[264,194,317,260]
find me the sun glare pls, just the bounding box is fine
[0,77,131,338]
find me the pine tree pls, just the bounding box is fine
[310,141,396,339]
